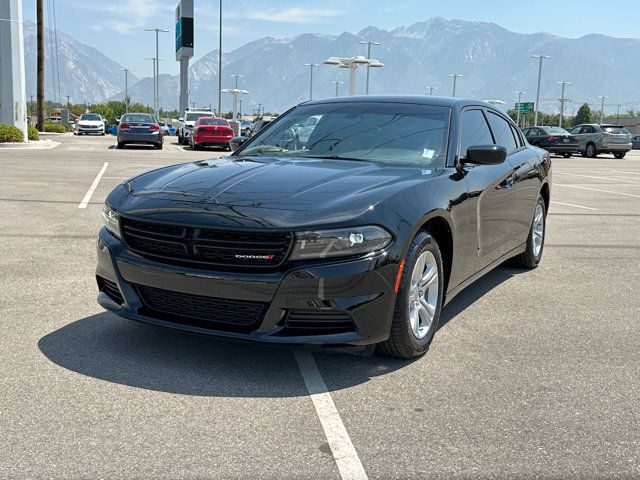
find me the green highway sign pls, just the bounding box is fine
[515,102,534,113]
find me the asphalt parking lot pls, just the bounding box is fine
[1,133,639,479]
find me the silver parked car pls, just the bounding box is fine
[568,124,632,159]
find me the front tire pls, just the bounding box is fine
[585,143,597,158]
[512,194,546,269]
[377,232,443,359]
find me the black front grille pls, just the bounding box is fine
[135,284,267,331]
[282,310,357,335]
[121,217,292,268]
[97,276,124,304]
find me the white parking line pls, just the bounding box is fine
[554,183,640,198]
[78,162,109,209]
[294,351,368,480]
[555,172,640,185]
[550,201,598,211]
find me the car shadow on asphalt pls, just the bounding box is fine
[37,266,521,397]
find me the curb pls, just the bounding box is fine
[0,139,61,150]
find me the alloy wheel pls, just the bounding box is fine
[532,203,544,257]
[408,251,439,339]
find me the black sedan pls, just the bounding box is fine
[97,96,551,358]
[522,126,578,157]
[117,113,163,150]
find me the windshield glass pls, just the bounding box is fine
[185,112,213,122]
[603,126,629,134]
[238,102,451,166]
[199,118,229,126]
[80,114,101,121]
[546,127,570,135]
[121,114,155,124]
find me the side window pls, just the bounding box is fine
[488,112,518,154]
[582,126,594,134]
[510,124,523,147]
[569,126,580,134]
[459,109,494,157]
[522,128,531,136]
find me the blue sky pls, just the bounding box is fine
[23,0,640,77]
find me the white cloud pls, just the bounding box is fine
[77,0,174,34]
[244,7,345,24]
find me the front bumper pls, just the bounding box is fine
[78,125,104,134]
[96,227,397,346]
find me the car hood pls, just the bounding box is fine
[113,156,441,228]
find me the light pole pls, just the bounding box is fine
[332,80,344,97]
[145,27,169,118]
[532,54,550,126]
[324,56,384,96]
[217,0,222,117]
[515,91,526,127]
[616,104,622,124]
[221,87,248,122]
[426,86,438,96]
[359,40,381,95]
[557,82,571,128]
[448,74,463,97]
[598,96,608,124]
[145,57,157,114]
[120,68,131,113]
[303,64,320,100]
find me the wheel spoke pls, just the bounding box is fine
[419,264,437,288]
[412,254,426,285]
[420,297,436,319]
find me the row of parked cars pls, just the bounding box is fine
[522,123,633,159]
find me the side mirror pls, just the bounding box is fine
[463,145,507,165]
[229,136,249,152]
[178,117,184,122]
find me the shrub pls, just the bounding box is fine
[0,123,24,143]
[28,125,39,141]
[44,122,67,133]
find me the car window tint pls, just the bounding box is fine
[122,114,155,123]
[488,112,518,154]
[460,109,494,156]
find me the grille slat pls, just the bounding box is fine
[136,284,267,331]
[121,217,292,268]
[284,310,357,335]
[97,277,124,305]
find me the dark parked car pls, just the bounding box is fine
[247,118,273,137]
[189,117,234,150]
[522,126,579,157]
[117,113,163,150]
[97,96,551,358]
[632,135,640,150]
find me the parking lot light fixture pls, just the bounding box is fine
[448,74,463,97]
[532,54,550,126]
[145,27,169,118]
[323,56,384,96]
[221,87,249,123]
[426,86,438,96]
[557,82,571,128]
[598,95,608,124]
[303,64,320,100]
[359,40,381,95]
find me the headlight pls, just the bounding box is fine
[101,205,121,239]
[289,226,392,260]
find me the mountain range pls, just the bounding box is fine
[24,18,640,114]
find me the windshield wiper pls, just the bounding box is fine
[303,155,365,161]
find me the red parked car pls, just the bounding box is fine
[189,117,234,151]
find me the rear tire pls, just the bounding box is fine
[614,152,626,159]
[562,153,572,158]
[512,194,546,269]
[155,142,163,150]
[585,143,597,158]
[377,232,443,359]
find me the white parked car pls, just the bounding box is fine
[76,113,105,136]
[177,109,213,145]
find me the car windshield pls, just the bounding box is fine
[602,126,629,134]
[80,114,101,121]
[238,102,451,166]
[546,127,570,135]
[122,114,155,124]
[185,112,213,122]
[199,118,229,126]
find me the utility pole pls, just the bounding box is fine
[616,104,622,124]
[30,95,34,116]
[145,57,157,114]
[238,99,242,118]
[36,0,45,131]
[532,54,550,126]
[332,80,343,97]
[557,82,570,128]
[303,63,319,100]
[257,103,262,118]
[448,74,463,97]
[120,68,131,113]
[426,86,438,96]
[515,91,526,127]
[359,40,381,95]
[598,96,608,124]
[145,27,169,118]
[66,95,70,109]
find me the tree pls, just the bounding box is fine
[573,103,593,126]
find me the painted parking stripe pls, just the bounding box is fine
[554,183,640,198]
[78,162,108,209]
[555,172,640,185]
[550,201,598,211]
[294,351,368,480]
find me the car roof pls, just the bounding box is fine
[301,94,496,110]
